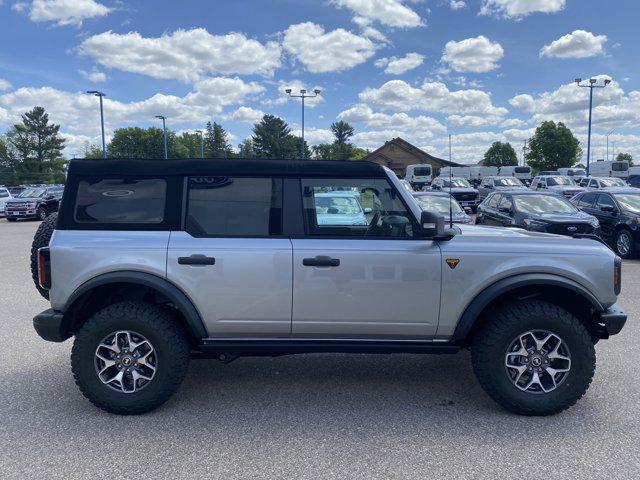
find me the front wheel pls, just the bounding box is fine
[614,229,635,259]
[37,206,48,221]
[71,301,190,414]
[471,300,595,416]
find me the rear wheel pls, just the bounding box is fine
[472,299,595,416]
[614,229,635,259]
[30,212,57,300]
[71,301,190,414]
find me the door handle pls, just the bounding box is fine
[178,255,216,266]
[303,256,340,267]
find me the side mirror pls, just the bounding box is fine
[363,207,373,214]
[600,205,616,213]
[420,210,444,238]
[498,206,512,214]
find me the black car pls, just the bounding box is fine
[4,186,64,221]
[476,190,600,236]
[430,176,479,212]
[411,191,474,224]
[477,175,527,201]
[571,189,640,258]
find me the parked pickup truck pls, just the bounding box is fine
[32,159,626,416]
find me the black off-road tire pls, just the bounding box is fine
[471,299,596,416]
[71,301,190,415]
[30,212,58,300]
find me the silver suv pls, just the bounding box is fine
[33,159,627,416]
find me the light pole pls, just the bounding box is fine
[86,90,106,158]
[606,129,614,161]
[195,130,204,158]
[285,88,321,160]
[575,77,611,175]
[155,115,168,159]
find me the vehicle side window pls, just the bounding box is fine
[596,194,615,210]
[589,179,598,188]
[487,193,502,208]
[186,177,282,237]
[579,179,588,187]
[301,178,416,238]
[75,178,166,224]
[498,195,513,210]
[576,193,596,207]
[0,189,8,198]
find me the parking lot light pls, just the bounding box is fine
[284,88,321,160]
[575,78,612,176]
[155,115,168,159]
[86,91,106,158]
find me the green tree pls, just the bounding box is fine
[525,121,582,172]
[350,147,369,160]
[5,106,66,183]
[177,132,203,158]
[204,121,231,158]
[482,141,518,167]
[107,127,167,158]
[330,120,356,160]
[83,142,103,158]
[616,152,633,166]
[252,115,299,159]
[238,138,255,158]
[311,143,333,160]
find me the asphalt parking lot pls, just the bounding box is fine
[1,220,639,479]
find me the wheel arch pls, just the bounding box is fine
[61,271,207,341]
[451,273,606,345]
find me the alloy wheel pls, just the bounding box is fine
[616,232,631,256]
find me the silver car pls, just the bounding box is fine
[32,159,626,416]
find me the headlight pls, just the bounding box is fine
[590,218,600,228]
[523,218,548,230]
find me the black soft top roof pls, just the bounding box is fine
[67,158,386,178]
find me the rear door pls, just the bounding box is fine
[482,193,502,225]
[291,177,441,339]
[167,176,293,337]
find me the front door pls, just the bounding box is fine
[167,176,292,337]
[291,177,442,339]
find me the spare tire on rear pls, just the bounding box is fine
[31,212,58,300]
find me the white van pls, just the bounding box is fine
[498,165,532,182]
[588,161,629,179]
[405,164,433,189]
[557,167,586,177]
[439,166,471,180]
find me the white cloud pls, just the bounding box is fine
[480,0,565,19]
[0,78,12,91]
[375,52,424,74]
[441,35,504,73]
[78,29,282,82]
[339,103,445,136]
[509,75,640,130]
[282,22,377,73]
[79,67,107,83]
[359,80,508,124]
[291,127,335,145]
[0,77,264,137]
[540,30,608,59]
[449,1,466,10]
[13,0,111,27]
[330,0,424,28]
[221,106,265,124]
[500,118,528,128]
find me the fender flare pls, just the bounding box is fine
[451,273,604,343]
[62,271,208,339]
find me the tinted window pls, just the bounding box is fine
[186,177,282,237]
[515,167,531,174]
[612,162,628,172]
[576,192,597,207]
[302,178,416,238]
[75,178,166,224]
[487,193,502,208]
[596,194,615,210]
[498,195,513,210]
[614,194,640,212]
[414,167,431,176]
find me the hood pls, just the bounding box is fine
[447,187,477,194]
[547,185,584,193]
[526,211,597,223]
[495,185,525,190]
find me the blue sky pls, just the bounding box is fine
[0,0,638,163]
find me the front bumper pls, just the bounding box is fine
[598,303,627,336]
[33,309,70,342]
[5,209,37,218]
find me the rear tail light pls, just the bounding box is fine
[38,247,51,290]
[614,256,622,295]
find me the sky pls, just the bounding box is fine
[0,0,638,164]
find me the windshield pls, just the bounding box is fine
[17,188,46,198]
[612,162,628,172]
[442,178,471,188]
[600,178,627,187]
[514,195,577,214]
[414,195,463,215]
[546,176,574,186]
[315,196,362,215]
[613,194,640,212]
[495,177,522,186]
[569,169,586,176]
[414,167,431,176]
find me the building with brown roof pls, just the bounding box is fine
[361,137,462,177]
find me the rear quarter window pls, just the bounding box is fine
[74,178,166,224]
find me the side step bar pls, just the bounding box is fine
[195,338,460,358]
